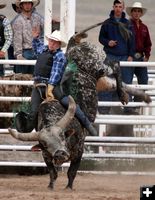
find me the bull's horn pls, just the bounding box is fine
[74,21,103,37]
[56,95,76,129]
[66,21,103,50]
[8,128,39,141]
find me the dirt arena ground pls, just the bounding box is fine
[0,172,155,200]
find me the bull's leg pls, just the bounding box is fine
[66,155,82,189]
[42,152,58,190]
[123,83,152,103]
[100,60,129,104]
[110,61,129,105]
[96,76,152,104]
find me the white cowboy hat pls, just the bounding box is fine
[126,2,147,17]
[16,0,39,8]
[0,0,6,9]
[13,0,39,12]
[46,30,67,48]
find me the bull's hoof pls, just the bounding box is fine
[144,94,152,104]
[65,186,74,191]
[119,90,129,105]
[48,184,54,190]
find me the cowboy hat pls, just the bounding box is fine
[0,0,6,9]
[12,0,21,13]
[126,2,147,17]
[46,30,67,48]
[16,0,39,8]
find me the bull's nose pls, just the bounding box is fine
[54,150,69,158]
[53,150,69,165]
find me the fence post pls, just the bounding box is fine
[44,0,52,44]
[60,0,76,42]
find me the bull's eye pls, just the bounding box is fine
[59,132,65,141]
[40,141,47,149]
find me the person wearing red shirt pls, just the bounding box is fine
[126,2,152,86]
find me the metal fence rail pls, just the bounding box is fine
[0,60,155,168]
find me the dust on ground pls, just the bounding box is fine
[0,172,155,200]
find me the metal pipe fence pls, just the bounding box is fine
[0,60,155,167]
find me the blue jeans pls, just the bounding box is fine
[8,45,15,60]
[133,57,148,102]
[121,57,148,85]
[14,49,36,74]
[133,57,148,84]
[60,96,91,128]
[0,64,4,76]
[0,58,4,76]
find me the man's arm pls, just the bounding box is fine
[32,26,46,56]
[0,18,13,57]
[48,51,67,85]
[99,21,110,47]
[144,26,152,61]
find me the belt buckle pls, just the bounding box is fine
[134,53,142,59]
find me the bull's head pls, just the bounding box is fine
[8,96,76,165]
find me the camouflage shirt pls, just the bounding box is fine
[12,12,44,57]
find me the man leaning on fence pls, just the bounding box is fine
[0,1,13,76]
[12,0,43,74]
[126,2,152,103]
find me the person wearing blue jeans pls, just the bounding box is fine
[126,2,152,102]
[98,0,135,114]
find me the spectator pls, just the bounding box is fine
[126,2,152,94]
[98,0,134,114]
[12,0,44,74]
[0,1,13,76]
[8,0,21,61]
[8,0,42,61]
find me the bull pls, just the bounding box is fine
[8,28,151,190]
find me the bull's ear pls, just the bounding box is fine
[31,143,42,151]
[65,129,76,138]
